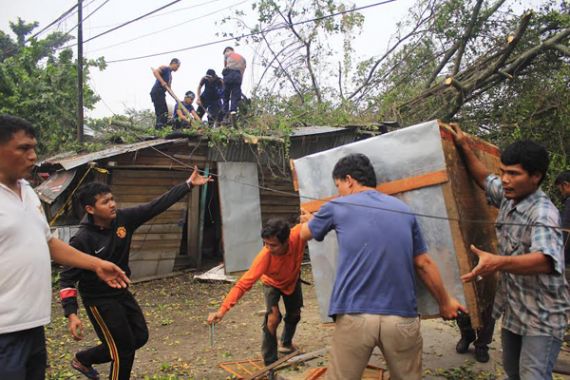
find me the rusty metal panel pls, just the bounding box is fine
[35,169,77,204]
[293,120,466,322]
[218,162,263,273]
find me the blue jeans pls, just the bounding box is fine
[501,328,562,380]
[222,69,242,114]
[0,326,47,380]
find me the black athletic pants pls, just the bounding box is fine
[0,326,47,380]
[77,291,149,380]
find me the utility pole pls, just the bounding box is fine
[77,0,84,143]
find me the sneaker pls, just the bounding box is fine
[71,356,100,380]
[475,346,490,363]
[278,342,298,354]
[455,335,475,354]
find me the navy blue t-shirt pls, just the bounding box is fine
[151,66,172,94]
[308,190,427,318]
[173,102,195,120]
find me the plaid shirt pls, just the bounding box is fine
[486,175,570,340]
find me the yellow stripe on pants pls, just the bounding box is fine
[90,306,120,380]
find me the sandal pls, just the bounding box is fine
[71,356,100,380]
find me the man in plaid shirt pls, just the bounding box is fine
[451,124,570,379]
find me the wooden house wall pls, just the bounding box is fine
[98,143,201,279]
[258,165,300,225]
[109,168,190,279]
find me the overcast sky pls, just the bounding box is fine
[1,0,541,119]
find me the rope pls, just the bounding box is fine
[145,144,570,233]
[49,165,109,226]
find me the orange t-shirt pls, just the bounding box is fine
[219,224,305,314]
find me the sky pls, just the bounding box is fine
[0,0,541,119]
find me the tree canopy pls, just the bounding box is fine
[0,18,104,154]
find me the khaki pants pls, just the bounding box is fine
[327,314,422,380]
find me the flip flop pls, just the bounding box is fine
[71,356,100,380]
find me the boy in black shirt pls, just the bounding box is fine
[60,166,211,379]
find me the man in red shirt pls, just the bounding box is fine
[208,219,306,368]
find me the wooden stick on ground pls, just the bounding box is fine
[244,350,301,380]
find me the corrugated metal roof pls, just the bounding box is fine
[291,126,349,136]
[39,138,188,170]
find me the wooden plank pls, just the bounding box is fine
[440,128,500,330]
[111,170,190,179]
[109,176,187,186]
[131,241,181,250]
[131,233,182,241]
[197,164,210,269]
[111,184,177,194]
[116,202,187,211]
[187,185,200,267]
[243,350,301,380]
[441,181,480,328]
[135,224,183,234]
[301,169,449,213]
[290,160,299,191]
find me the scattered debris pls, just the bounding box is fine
[194,264,236,282]
[219,350,301,379]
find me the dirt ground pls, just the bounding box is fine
[46,266,570,380]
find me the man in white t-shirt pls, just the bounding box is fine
[0,114,130,380]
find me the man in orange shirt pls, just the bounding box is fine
[208,218,306,367]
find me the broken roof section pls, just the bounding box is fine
[39,138,188,170]
[35,169,77,204]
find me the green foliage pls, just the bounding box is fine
[0,19,104,155]
[424,361,497,380]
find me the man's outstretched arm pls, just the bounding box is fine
[449,124,490,190]
[414,253,467,319]
[49,237,129,288]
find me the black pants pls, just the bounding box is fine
[262,281,303,365]
[0,326,47,380]
[150,91,168,129]
[457,303,496,349]
[222,70,242,114]
[199,96,223,124]
[77,291,149,380]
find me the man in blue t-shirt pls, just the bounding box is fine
[300,153,465,380]
[150,58,180,129]
[173,91,200,129]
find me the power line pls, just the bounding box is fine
[87,0,250,54]
[130,0,226,21]
[83,0,226,30]
[28,3,79,41]
[65,0,112,35]
[84,0,182,44]
[105,0,398,64]
[144,143,567,232]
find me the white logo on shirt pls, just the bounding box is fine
[94,247,105,254]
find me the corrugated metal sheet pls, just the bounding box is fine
[293,120,466,322]
[218,162,263,273]
[40,138,188,170]
[35,169,77,204]
[291,126,349,136]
